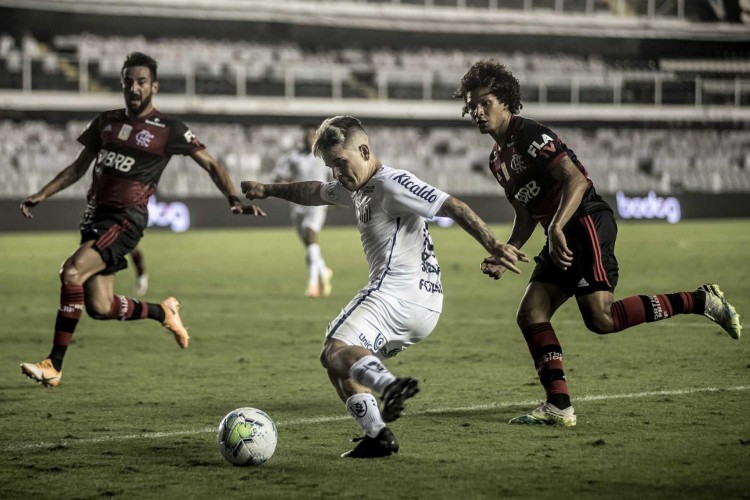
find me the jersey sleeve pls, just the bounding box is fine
[517,120,569,170]
[77,114,102,152]
[165,120,206,156]
[319,181,352,207]
[382,170,449,218]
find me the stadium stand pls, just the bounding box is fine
[2,120,748,198]
[1,33,747,106]
[0,1,748,200]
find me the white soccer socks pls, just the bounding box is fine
[349,355,397,394]
[306,243,322,285]
[346,393,386,438]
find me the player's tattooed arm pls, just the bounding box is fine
[480,201,537,280]
[438,195,529,275]
[241,180,328,206]
[20,147,97,219]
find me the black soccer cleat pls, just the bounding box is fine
[341,427,399,458]
[381,377,420,423]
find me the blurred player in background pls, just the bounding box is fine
[273,124,333,297]
[19,52,265,388]
[130,247,148,296]
[243,115,528,458]
[455,59,743,427]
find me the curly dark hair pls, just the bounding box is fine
[453,59,522,116]
[122,52,158,81]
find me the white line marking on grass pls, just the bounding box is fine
[4,385,748,452]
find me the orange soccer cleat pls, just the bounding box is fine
[161,296,189,349]
[20,358,62,388]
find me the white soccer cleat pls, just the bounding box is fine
[134,273,149,297]
[509,402,577,427]
[319,267,333,297]
[699,283,742,340]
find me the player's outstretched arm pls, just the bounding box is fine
[437,195,529,276]
[190,149,266,216]
[241,180,328,206]
[481,201,537,280]
[20,147,97,219]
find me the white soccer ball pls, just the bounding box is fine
[217,407,278,466]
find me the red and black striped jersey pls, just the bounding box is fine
[488,115,607,230]
[78,108,205,211]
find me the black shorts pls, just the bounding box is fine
[530,209,619,297]
[79,206,146,275]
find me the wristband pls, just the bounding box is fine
[228,195,241,206]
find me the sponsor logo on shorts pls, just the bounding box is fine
[358,334,388,355]
[373,333,386,351]
[577,278,589,288]
[419,278,443,294]
[358,333,374,351]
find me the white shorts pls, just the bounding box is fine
[325,289,440,360]
[291,205,328,235]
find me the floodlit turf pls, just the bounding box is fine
[1,220,748,499]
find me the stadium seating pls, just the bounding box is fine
[2,120,748,198]
[0,33,746,105]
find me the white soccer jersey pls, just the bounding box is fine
[275,148,331,223]
[321,165,449,312]
[274,148,329,183]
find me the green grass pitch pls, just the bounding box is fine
[0,220,748,498]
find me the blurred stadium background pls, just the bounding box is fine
[0,0,748,231]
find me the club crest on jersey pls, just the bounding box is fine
[324,182,340,201]
[117,124,133,141]
[135,129,154,148]
[358,204,371,224]
[392,173,438,203]
[510,154,526,172]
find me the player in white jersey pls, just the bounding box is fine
[273,125,333,297]
[242,116,528,458]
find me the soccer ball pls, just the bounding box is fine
[217,407,278,466]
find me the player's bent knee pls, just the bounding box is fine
[85,300,111,320]
[59,264,83,285]
[583,315,614,335]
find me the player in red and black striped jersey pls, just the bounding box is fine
[18,52,265,388]
[454,59,742,426]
